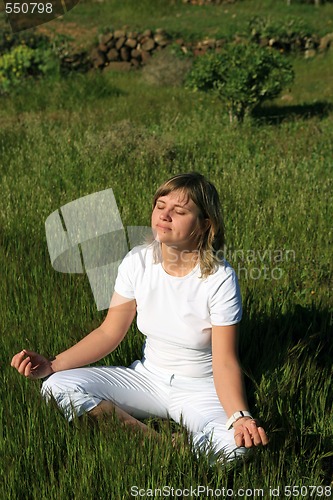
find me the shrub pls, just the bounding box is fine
[0,44,59,94]
[0,28,51,55]
[186,43,294,123]
[248,15,317,51]
[141,45,193,87]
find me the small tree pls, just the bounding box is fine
[186,43,294,123]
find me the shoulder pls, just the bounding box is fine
[208,260,242,323]
[205,259,238,286]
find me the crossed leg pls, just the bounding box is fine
[41,361,247,462]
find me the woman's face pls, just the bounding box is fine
[151,190,205,251]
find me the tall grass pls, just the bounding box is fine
[0,7,333,499]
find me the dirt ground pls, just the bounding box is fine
[36,20,99,51]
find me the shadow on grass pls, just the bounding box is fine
[240,300,333,482]
[252,101,333,124]
[0,72,126,114]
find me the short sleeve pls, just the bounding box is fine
[209,267,242,326]
[114,251,135,300]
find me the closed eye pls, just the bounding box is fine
[156,205,186,215]
[155,200,189,215]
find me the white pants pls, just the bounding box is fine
[41,359,247,463]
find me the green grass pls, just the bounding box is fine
[63,0,333,40]
[0,1,333,498]
[2,0,333,48]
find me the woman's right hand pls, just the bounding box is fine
[10,350,54,380]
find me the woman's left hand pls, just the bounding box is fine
[233,417,269,448]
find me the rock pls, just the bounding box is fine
[100,33,114,46]
[125,38,137,49]
[131,49,142,60]
[202,38,216,49]
[319,33,333,51]
[215,39,225,48]
[98,43,108,52]
[114,29,126,39]
[106,48,119,61]
[142,29,153,38]
[304,49,316,59]
[140,50,151,64]
[120,47,130,61]
[154,33,170,46]
[193,48,205,57]
[115,36,126,50]
[90,48,107,68]
[131,58,140,68]
[141,38,155,52]
[304,36,316,50]
[104,61,132,72]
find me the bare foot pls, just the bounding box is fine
[88,400,159,437]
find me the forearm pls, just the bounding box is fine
[51,326,123,373]
[50,294,136,373]
[213,361,249,418]
[211,326,268,446]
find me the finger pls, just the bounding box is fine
[11,350,27,369]
[24,361,33,377]
[17,356,31,376]
[242,426,254,448]
[26,361,40,378]
[234,431,245,447]
[247,420,263,446]
[246,421,269,446]
[258,426,269,445]
[22,349,37,357]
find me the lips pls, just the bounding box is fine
[156,224,172,230]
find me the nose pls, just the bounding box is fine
[159,209,172,221]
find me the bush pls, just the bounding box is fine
[0,44,59,94]
[247,16,322,52]
[186,43,294,123]
[142,45,193,87]
[0,28,51,55]
[249,16,312,45]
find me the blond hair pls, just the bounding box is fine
[149,172,225,279]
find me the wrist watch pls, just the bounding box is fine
[226,410,253,430]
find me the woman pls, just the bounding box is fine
[11,172,268,462]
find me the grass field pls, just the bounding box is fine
[0,1,333,498]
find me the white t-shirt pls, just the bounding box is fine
[114,244,242,378]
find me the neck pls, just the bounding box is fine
[161,243,199,277]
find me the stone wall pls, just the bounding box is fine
[90,28,333,71]
[91,28,172,71]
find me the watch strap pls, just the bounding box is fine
[226,410,253,430]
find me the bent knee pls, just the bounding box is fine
[40,370,102,421]
[41,372,67,399]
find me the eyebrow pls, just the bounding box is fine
[156,199,190,210]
